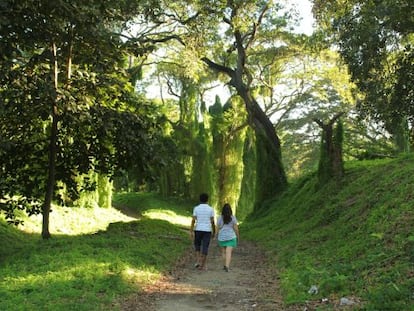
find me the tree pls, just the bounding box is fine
[147,57,216,200]
[145,0,316,203]
[209,95,248,212]
[0,0,163,238]
[272,48,361,178]
[314,113,344,183]
[199,1,290,201]
[312,0,414,152]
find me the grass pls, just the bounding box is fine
[3,156,414,310]
[242,155,414,310]
[0,193,193,311]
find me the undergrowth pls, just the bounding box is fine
[3,157,414,310]
[0,193,192,311]
[242,155,414,310]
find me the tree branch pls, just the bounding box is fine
[245,1,270,50]
[201,57,234,77]
[313,112,345,129]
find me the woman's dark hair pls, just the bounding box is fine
[221,203,233,224]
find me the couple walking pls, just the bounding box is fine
[190,193,240,272]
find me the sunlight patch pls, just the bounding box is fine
[16,205,136,235]
[143,209,190,227]
[122,266,160,285]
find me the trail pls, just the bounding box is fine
[120,241,285,311]
[115,203,359,311]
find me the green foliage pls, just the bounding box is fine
[254,130,287,207]
[208,96,248,212]
[236,129,257,221]
[189,123,214,201]
[313,0,414,146]
[0,0,167,226]
[97,175,113,209]
[152,0,291,202]
[0,192,191,310]
[243,155,414,309]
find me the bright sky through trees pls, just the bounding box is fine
[290,0,314,35]
[200,0,315,104]
[144,0,315,103]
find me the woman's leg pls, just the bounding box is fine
[225,246,233,269]
[221,246,226,266]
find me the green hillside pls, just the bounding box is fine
[243,155,414,310]
[0,193,192,311]
[2,158,414,310]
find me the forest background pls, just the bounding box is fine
[3,0,411,234]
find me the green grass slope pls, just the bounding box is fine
[0,193,193,311]
[243,155,414,310]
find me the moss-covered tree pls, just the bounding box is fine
[314,113,345,184]
[209,96,247,213]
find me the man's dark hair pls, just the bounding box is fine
[199,193,209,203]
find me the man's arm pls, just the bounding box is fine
[190,216,196,239]
[210,216,216,237]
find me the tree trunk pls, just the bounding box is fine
[42,42,59,239]
[202,46,287,203]
[391,116,410,153]
[314,113,344,184]
[234,82,287,203]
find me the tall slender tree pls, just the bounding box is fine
[0,0,163,237]
[314,113,344,183]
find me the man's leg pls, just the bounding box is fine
[199,253,207,269]
[194,231,203,267]
[199,231,212,270]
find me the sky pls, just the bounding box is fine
[287,0,315,35]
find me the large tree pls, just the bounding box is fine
[199,0,290,201]
[143,0,317,202]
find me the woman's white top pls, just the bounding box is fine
[217,215,237,241]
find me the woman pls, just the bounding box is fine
[216,203,240,272]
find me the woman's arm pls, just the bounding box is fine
[233,222,240,242]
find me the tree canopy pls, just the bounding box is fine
[1,0,413,235]
[0,0,166,237]
[312,0,414,151]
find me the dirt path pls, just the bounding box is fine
[120,241,286,311]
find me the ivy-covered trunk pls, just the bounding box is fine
[391,116,410,153]
[210,97,247,213]
[236,86,287,205]
[236,129,257,220]
[314,114,344,184]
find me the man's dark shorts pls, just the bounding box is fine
[194,230,212,255]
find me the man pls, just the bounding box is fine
[190,193,215,271]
